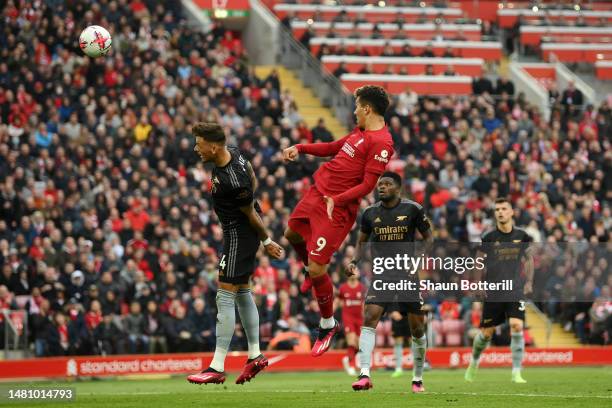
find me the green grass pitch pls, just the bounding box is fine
[3,367,611,408]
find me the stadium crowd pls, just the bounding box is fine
[0,0,610,357]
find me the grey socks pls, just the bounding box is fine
[511,331,524,372]
[236,288,262,359]
[210,289,236,371]
[411,335,427,381]
[358,327,376,377]
[471,332,491,366]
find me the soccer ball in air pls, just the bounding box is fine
[79,25,112,58]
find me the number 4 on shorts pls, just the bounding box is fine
[219,254,227,270]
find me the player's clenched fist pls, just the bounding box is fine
[282,146,299,162]
[264,240,284,259]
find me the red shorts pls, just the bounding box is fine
[288,186,358,265]
[343,315,363,336]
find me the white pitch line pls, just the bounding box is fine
[102,390,612,399]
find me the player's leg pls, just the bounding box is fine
[235,280,270,384]
[235,282,261,360]
[353,303,384,390]
[392,336,405,377]
[408,311,427,393]
[309,260,334,325]
[231,242,269,384]
[390,306,410,378]
[211,281,239,371]
[465,302,500,382]
[309,201,358,356]
[309,259,341,356]
[285,188,316,292]
[342,328,358,376]
[284,226,309,266]
[285,226,313,293]
[464,325,494,382]
[509,300,527,383]
[188,281,238,384]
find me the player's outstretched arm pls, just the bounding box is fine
[283,134,351,161]
[239,202,283,259]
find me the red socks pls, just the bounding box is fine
[311,274,334,318]
[347,346,357,366]
[291,241,309,265]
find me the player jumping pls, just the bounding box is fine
[282,85,394,357]
[338,270,365,376]
[464,197,534,384]
[187,122,283,385]
[349,172,433,393]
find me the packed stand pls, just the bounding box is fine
[0,0,315,356]
[0,0,611,359]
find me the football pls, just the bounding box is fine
[79,25,112,58]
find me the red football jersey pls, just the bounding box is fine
[310,127,394,198]
[339,282,364,318]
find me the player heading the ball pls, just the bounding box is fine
[282,85,394,357]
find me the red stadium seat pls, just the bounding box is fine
[340,74,473,96]
[542,43,612,63]
[310,39,503,61]
[322,56,484,77]
[521,26,612,47]
[292,22,482,41]
[498,8,612,28]
[274,4,463,23]
[595,60,612,80]
[441,319,465,347]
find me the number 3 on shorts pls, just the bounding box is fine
[316,237,327,252]
[518,300,525,311]
[219,254,227,271]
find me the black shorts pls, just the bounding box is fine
[218,229,259,285]
[391,316,411,338]
[480,301,526,328]
[365,299,426,317]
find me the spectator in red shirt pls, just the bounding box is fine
[124,202,150,232]
[85,299,103,331]
[439,299,461,320]
[254,256,279,292]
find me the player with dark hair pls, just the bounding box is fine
[464,197,534,384]
[349,172,433,393]
[282,85,394,357]
[187,122,283,385]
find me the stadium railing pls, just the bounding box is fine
[277,23,355,128]
[527,302,554,348]
[2,309,28,360]
[550,54,598,105]
[509,61,550,121]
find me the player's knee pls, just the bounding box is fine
[481,328,494,340]
[411,326,425,339]
[363,318,378,328]
[364,310,382,328]
[510,322,523,333]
